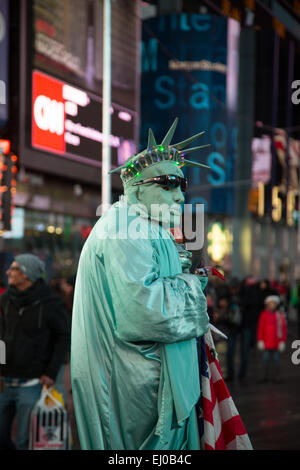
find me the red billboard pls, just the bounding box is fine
[32,71,65,154]
[31,70,136,169]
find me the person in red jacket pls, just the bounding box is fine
[257,295,287,383]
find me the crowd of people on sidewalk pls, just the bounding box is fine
[207,275,295,385]
[0,251,299,449]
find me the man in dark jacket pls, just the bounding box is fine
[0,254,70,449]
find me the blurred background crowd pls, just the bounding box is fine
[207,274,299,381]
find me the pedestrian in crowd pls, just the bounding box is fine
[212,280,242,382]
[271,278,290,312]
[213,295,231,334]
[257,295,287,383]
[49,277,63,296]
[55,276,76,402]
[210,274,230,301]
[0,279,6,296]
[257,279,278,313]
[205,275,218,321]
[0,254,70,450]
[291,279,300,338]
[206,292,214,322]
[238,276,261,384]
[279,278,291,317]
[226,280,243,381]
[60,276,76,318]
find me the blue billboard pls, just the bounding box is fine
[140,14,239,214]
[0,0,9,126]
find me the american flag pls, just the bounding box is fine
[196,331,253,450]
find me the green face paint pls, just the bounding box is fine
[123,160,185,227]
[136,183,184,227]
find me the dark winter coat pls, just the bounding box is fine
[0,279,70,380]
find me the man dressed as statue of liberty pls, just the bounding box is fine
[71,118,250,450]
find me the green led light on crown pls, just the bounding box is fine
[108,117,211,183]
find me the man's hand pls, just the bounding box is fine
[40,375,54,388]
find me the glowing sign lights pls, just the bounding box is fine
[207,222,232,263]
[0,143,18,232]
[254,182,298,226]
[0,0,9,126]
[0,139,10,154]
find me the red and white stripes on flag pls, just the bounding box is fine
[197,331,253,450]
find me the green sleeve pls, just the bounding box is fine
[102,237,209,344]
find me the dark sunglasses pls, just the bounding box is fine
[132,175,188,192]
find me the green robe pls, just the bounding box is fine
[71,198,210,450]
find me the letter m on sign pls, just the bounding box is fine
[141,38,158,72]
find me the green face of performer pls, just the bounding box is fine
[123,160,186,227]
[136,178,185,227]
[124,161,188,228]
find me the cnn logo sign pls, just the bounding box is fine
[32,71,66,153]
[33,95,64,135]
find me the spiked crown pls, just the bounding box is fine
[109,117,210,183]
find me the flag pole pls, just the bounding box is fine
[101,0,111,212]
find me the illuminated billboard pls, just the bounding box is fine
[250,28,300,227]
[140,14,239,215]
[31,70,136,169]
[249,129,300,226]
[19,1,138,186]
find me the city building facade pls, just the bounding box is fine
[0,0,140,279]
[140,0,300,283]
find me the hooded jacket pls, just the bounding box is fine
[0,279,70,380]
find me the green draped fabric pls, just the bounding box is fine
[71,198,209,450]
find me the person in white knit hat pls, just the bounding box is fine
[257,295,287,383]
